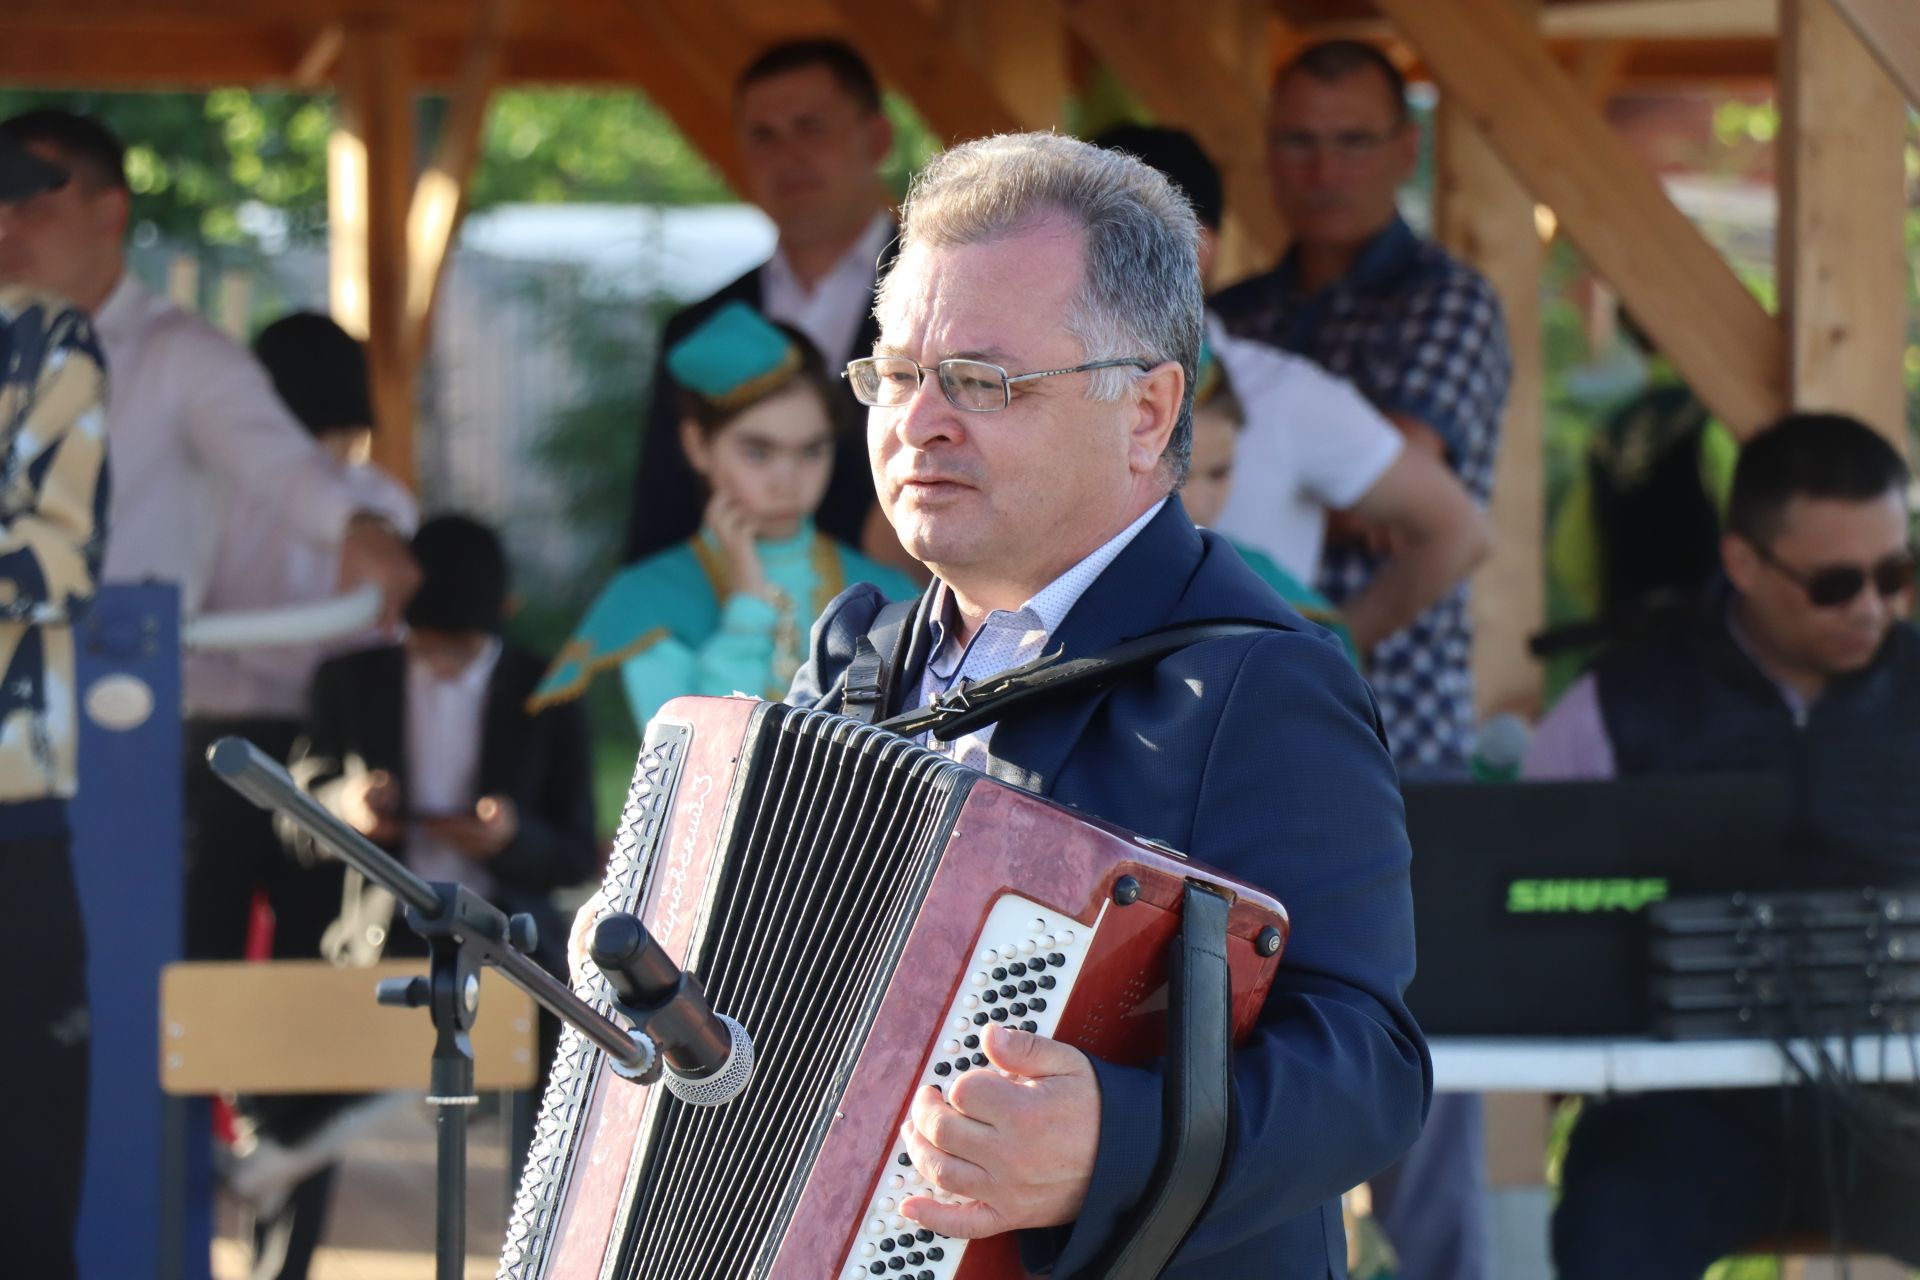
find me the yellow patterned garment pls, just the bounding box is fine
[0,286,110,813]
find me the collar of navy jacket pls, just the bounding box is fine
[794,494,1357,795]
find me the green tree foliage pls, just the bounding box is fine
[0,88,332,244]
[0,86,940,247]
[466,91,730,207]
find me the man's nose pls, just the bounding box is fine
[893,372,962,450]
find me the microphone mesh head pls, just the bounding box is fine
[663,1014,755,1108]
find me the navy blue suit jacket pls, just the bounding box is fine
[790,498,1431,1278]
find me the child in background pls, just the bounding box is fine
[534,302,919,729]
[1184,341,1359,664]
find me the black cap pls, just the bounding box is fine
[253,312,377,437]
[405,514,508,635]
[1091,124,1224,232]
[0,132,67,201]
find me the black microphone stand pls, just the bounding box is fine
[206,737,655,1280]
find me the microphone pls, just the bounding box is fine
[590,913,755,1107]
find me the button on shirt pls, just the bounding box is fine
[760,212,894,365]
[90,274,359,615]
[1212,215,1511,770]
[405,638,502,897]
[918,500,1166,771]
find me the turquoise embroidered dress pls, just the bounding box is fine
[531,521,918,730]
[1228,538,1359,666]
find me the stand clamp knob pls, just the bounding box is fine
[376,976,431,1008]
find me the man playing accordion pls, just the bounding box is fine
[784,132,1428,1278]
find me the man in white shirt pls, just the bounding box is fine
[1095,124,1488,657]
[624,39,906,569]
[0,109,419,628]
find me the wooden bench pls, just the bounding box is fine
[160,960,538,1095]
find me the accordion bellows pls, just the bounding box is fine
[501,697,1289,1280]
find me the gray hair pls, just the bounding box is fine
[879,132,1204,486]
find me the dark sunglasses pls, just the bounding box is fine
[1753,543,1917,608]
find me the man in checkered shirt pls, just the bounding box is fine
[1213,40,1510,775]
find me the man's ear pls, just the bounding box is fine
[1723,531,1761,596]
[1128,361,1186,477]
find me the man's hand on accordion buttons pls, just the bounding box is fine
[897,1023,1099,1236]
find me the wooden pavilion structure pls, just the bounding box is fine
[3,0,1916,713]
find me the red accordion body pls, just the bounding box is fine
[500,696,1288,1280]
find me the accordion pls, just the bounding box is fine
[500,696,1289,1280]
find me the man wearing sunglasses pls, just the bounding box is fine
[1526,412,1920,1277]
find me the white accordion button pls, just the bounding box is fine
[844,891,1102,1280]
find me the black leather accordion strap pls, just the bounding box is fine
[837,597,919,724]
[877,619,1291,741]
[1090,879,1235,1278]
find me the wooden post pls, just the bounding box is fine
[216,268,252,341]
[165,253,199,311]
[1779,0,1911,447]
[1374,0,1787,438]
[330,23,416,488]
[405,0,508,369]
[1828,0,1920,108]
[1435,0,1546,719]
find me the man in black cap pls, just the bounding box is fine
[184,311,417,968]
[0,130,111,1280]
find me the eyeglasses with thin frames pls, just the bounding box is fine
[844,355,1151,414]
[1268,128,1399,166]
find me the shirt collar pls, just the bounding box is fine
[925,498,1168,671]
[1274,213,1420,299]
[763,210,894,303]
[409,635,503,694]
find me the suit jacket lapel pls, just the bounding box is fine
[477,649,523,796]
[367,646,409,781]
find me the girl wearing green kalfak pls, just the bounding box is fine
[532,302,918,730]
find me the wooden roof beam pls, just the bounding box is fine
[942,0,1073,132]
[1053,0,1288,275]
[1829,0,1920,108]
[1279,0,1776,40]
[0,22,662,90]
[1373,0,1786,437]
[294,25,344,89]
[827,0,1024,143]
